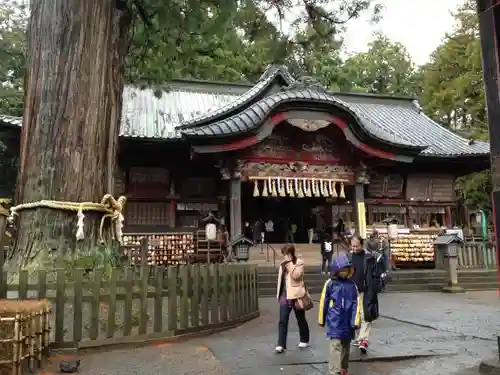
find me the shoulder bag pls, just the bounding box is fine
[295,288,314,311]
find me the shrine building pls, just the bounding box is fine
[0,65,490,267]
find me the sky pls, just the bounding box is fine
[343,0,464,65]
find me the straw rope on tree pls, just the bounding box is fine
[7,194,127,244]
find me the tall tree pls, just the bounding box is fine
[12,0,131,267]
[339,33,418,95]
[419,0,490,211]
[420,0,485,136]
[12,0,379,268]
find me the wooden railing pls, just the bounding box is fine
[435,241,497,269]
[0,264,259,349]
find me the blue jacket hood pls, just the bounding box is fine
[331,253,352,274]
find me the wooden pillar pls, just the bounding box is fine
[169,200,177,228]
[478,0,500,283]
[354,183,367,239]
[229,178,242,241]
[445,206,452,228]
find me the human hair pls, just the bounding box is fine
[281,244,297,264]
[350,234,364,247]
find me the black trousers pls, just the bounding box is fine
[277,303,310,348]
[322,251,333,273]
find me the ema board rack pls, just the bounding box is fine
[390,229,439,267]
[123,232,195,266]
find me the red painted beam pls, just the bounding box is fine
[213,112,397,160]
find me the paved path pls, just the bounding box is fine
[200,291,500,375]
[37,343,230,375]
[36,291,500,374]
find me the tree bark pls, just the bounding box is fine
[12,0,128,268]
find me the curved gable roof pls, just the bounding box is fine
[180,67,490,158]
[0,65,490,158]
[177,65,294,130]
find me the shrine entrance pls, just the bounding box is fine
[241,180,355,243]
[236,123,357,244]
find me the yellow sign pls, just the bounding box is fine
[357,202,367,239]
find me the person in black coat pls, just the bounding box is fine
[348,235,382,353]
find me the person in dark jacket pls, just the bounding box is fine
[318,254,360,375]
[349,235,382,353]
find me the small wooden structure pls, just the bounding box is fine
[0,300,51,375]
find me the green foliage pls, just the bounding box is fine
[456,172,492,211]
[0,3,26,116]
[63,244,124,281]
[339,32,419,95]
[125,0,380,83]
[418,0,489,210]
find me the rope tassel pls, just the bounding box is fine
[278,178,286,197]
[262,180,268,197]
[253,180,260,197]
[287,179,295,197]
[296,179,304,198]
[330,181,338,198]
[339,182,345,199]
[76,206,85,241]
[311,179,318,197]
[271,178,278,197]
[304,180,312,197]
[322,180,329,197]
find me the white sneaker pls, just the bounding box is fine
[298,342,309,348]
[275,345,285,353]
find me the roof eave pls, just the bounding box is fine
[176,66,294,130]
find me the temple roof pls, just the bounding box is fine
[0,65,489,158]
[180,66,489,157]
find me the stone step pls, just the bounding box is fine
[257,267,498,296]
[385,281,498,293]
[256,266,498,276]
[259,281,498,297]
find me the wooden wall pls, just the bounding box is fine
[367,173,404,198]
[117,153,225,231]
[405,173,454,202]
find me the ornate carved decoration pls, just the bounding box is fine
[244,128,346,164]
[220,168,232,180]
[237,160,354,182]
[284,76,328,93]
[355,164,370,184]
[287,118,330,132]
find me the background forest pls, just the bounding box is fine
[0,0,490,211]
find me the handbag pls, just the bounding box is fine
[295,289,314,311]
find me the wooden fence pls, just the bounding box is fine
[0,264,259,349]
[435,241,497,269]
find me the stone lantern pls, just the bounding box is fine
[433,234,465,293]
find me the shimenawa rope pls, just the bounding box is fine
[7,194,127,244]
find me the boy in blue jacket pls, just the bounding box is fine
[318,254,361,375]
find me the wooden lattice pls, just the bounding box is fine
[0,300,51,375]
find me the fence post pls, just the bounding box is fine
[167,266,179,331]
[211,264,219,325]
[54,269,66,345]
[190,264,200,327]
[219,264,228,322]
[200,265,210,325]
[179,266,189,330]
[0,244,5,298]
[140,238,148,268]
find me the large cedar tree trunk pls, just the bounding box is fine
[11,0,129,268]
